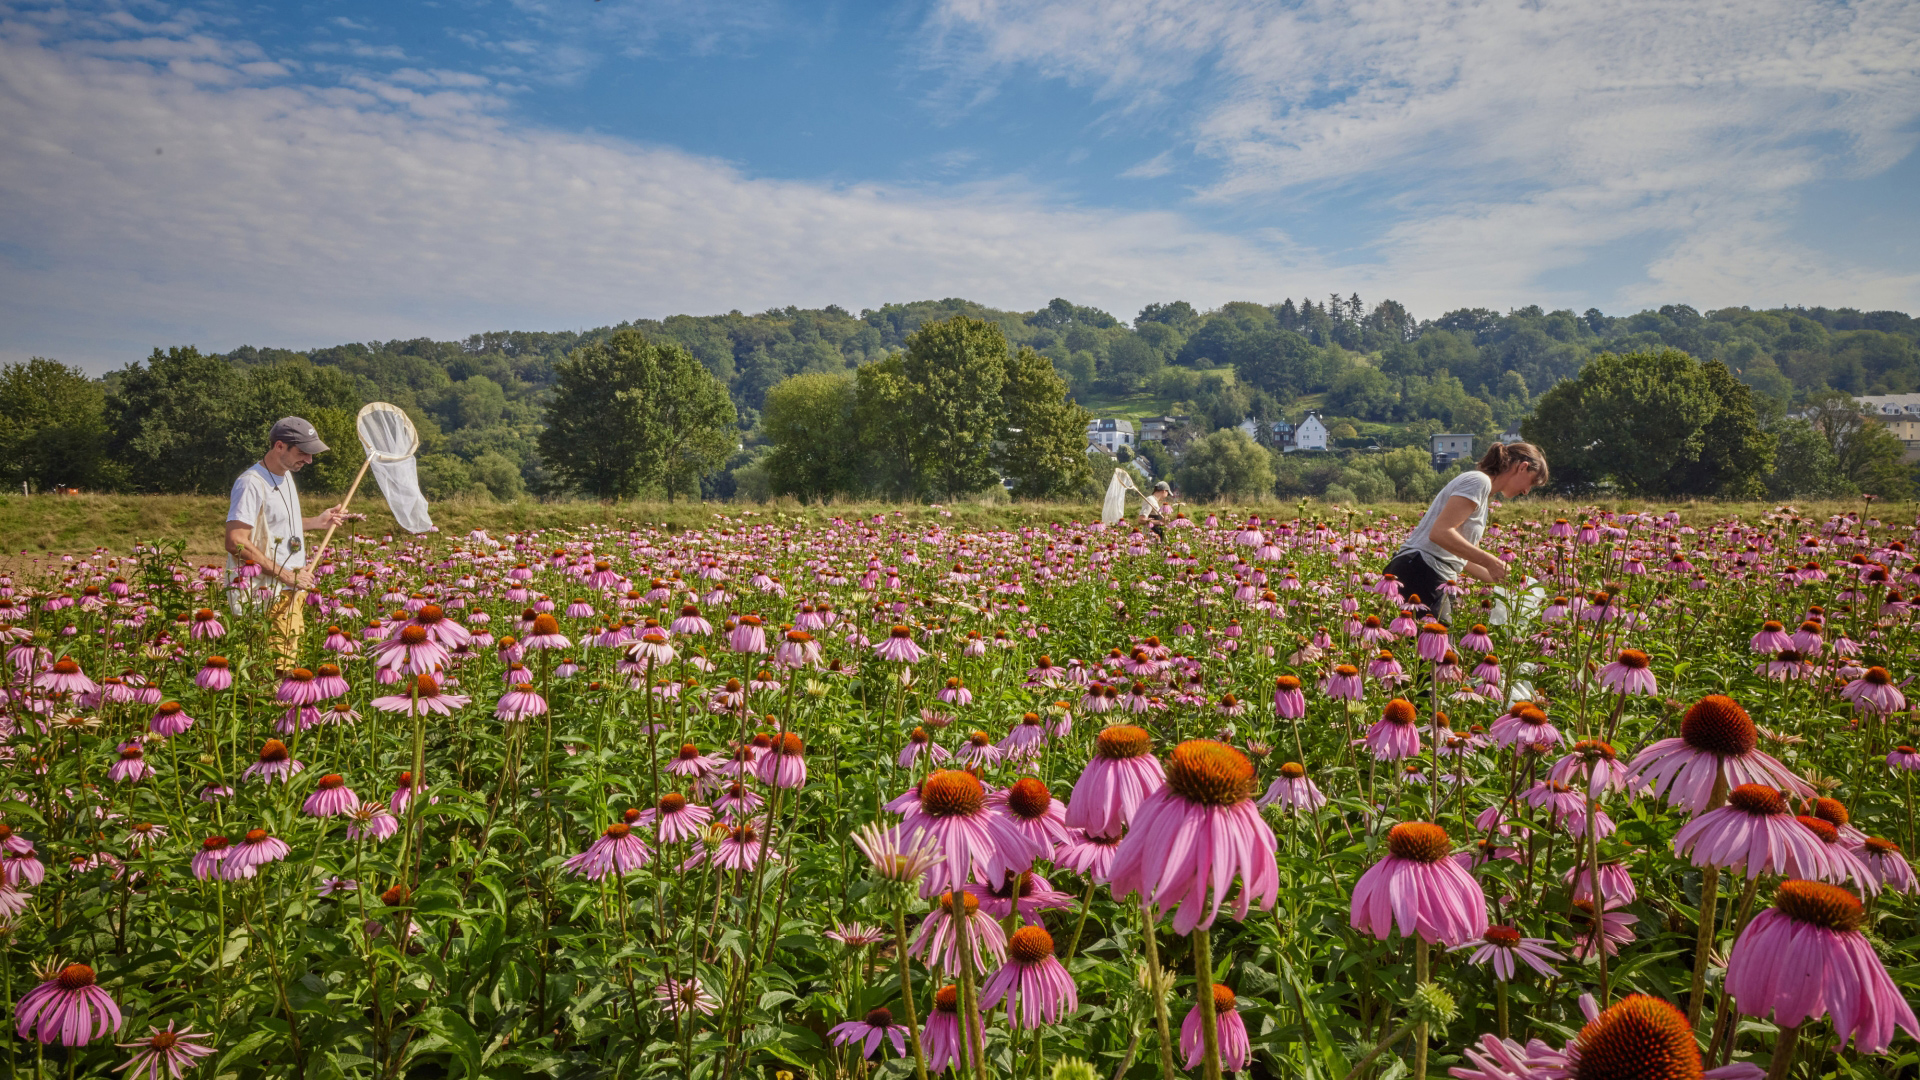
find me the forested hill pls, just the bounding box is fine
[14,297,1920,500]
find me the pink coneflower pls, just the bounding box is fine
[653,977,720,1019]
[1728,879,1920,1054]
[312,663,349,699]
[1451,993,1757,1080]
[1460,623,1495,652]
[1259,762,1327,811]
[374,625,450,676]
[1674,780,1835,883]
[1628,694,1813,814]
[691,823,774,872]
[874,625,926,663]
[521,613,572,651]
[371,674,471,716]
[773,629,819,669]
[191,837,230,880]
[1454,925,1562,982]
[1860,838,1918,894]
[712,782,764,822]
[1350,822,1488,946]
[1595,649,1657,696]
[1363,699,1423,761]
[758,732,808,789]
[302,774,360,817]
[1568,899,1637,960]
[36,656,97,695]
[669,604,712,636]
[1180,984,1251,1072]
[967,869,1074,921]
[1547,740,1629,799]
[1063,726,1168,842]
[495,682,547,722]
[1750,619,1792,653]
[829,1006,910,1060]
[123,822,166,852]
[896,770,1021,896]
[667,743,722,780]
[1321,663,1364,701]
[276,668,324,707]
[824,921,888,948]
[222,828,290,880]
[1108,740,1278,934]
[148,701,194,738]
[1415,621,1451,662]
[1270,674,1305,719]
[194,656,232,692]
[323,701,360,727]
[922,984,985,1074]
[1888,745,1920,771]
[564,821,653,878]
[1489,702,1560,752]
[726,614,768,654]
[998,712,1056,757]
[1793,815,1880,896]
[1367,650,1405,685]
[243,739,304,784]
[189,607,225,640]
[107,743,150,784]
[1565,860,1638,907]
[1842,666,1906,715]
[114,1019,216,1076]
[1053,829,1124,884]
[980,925,1078,1029]
[345,801,399,842]
[641,793,712,844]
[985,776,1068,878]
[14,962,122,1045]
[953,730,1003,768]
[912,890,1008,975]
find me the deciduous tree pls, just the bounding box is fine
[538,330,736,500]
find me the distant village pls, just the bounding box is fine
[1085,411,1511,481]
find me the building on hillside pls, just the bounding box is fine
[1086,417,1135,452]
[1287,411,1329,452]
[1837,396,1920,462]
[1497,424,1523,445]
[1271,419,1297,450]
[1140,415,1182,443]
[1431,433,1476,469]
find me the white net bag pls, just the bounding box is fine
[356,402,434,534]
[1101,468,1135,525]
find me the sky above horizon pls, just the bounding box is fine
[2,0,1917,372]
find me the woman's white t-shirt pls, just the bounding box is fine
[226,464,305,593]
[1397,470,1492,578]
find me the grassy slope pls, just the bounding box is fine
[0,492,1892,570]
[1071,366,1236,422]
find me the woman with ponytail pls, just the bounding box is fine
[1382,442,1547,625]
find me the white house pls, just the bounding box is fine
[1431,433,1475,469]
[1288,411,1329,452]
[1852,395,1920,461]
[1140,415,1181,443]
[1086,417,1135,452]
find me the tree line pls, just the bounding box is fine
[3,296,1916,503]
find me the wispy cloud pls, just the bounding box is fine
[0,13,1323,369]
[926,0,1920,308]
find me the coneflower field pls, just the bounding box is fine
[3,505,1919,1080]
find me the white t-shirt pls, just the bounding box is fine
[1398,469,1492,578]
[227,464,306,589]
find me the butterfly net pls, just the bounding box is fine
[355,402,434,534]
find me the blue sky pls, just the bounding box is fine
[2,0,1917,371]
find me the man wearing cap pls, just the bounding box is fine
[224,416,348,607]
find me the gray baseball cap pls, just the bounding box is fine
[268,416,329,454]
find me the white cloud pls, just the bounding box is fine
[0,16,1327,369]
[1121,150,1175,179]
[928,0,1920,311]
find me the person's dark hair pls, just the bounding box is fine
[1477,441,1548,484]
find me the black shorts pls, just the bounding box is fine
[1384,550,1453,625]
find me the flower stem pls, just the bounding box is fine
[1192,926,1222,1080]
[1412,935,1430,1080]
[891,904,930,1080]
[1766,1023,1800,1080]
[1140,902,1176,1080]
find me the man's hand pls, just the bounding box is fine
[317,505,349,529]
[1481,557,1511,585]
[279,566,314,590]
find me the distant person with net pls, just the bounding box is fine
[224,417,348,661]
[1382,442,1547,625]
